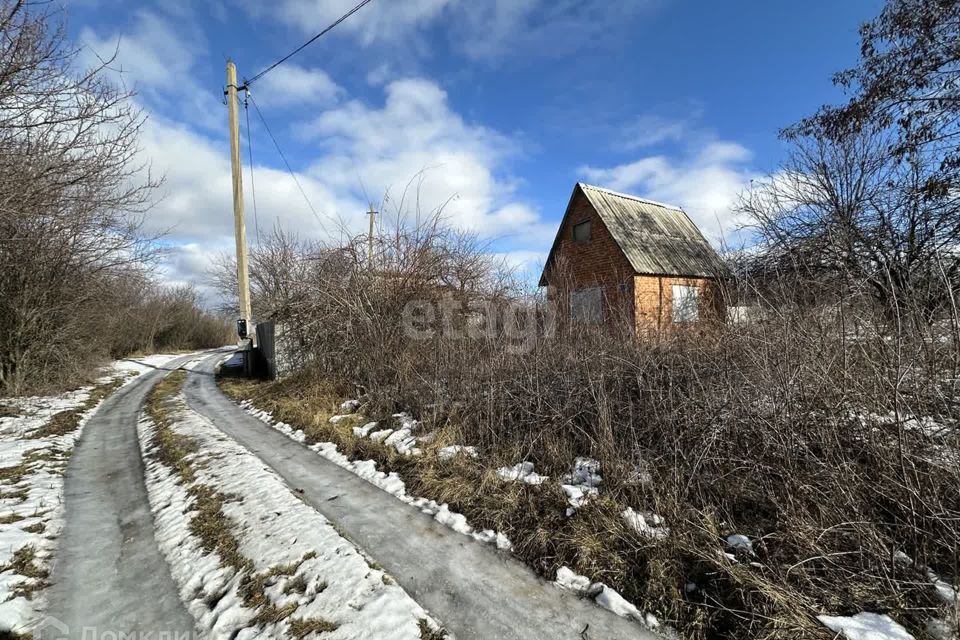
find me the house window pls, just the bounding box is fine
[572,220,591,243]
[571,287,602,324]
[672,285,699,323]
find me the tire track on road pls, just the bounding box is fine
[45,352,221,639]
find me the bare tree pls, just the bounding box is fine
[741,125,960,329]
[0,2,224,394]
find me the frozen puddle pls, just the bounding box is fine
[138,394,440,640]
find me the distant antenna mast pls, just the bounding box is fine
[367,204,377,270]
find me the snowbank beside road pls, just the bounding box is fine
[139,395,441,639]
[240,400,514,551]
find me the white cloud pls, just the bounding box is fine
[78,10,221,131]
[254,65,343,107]
[140,117,348,244]
[618,114,691,151]
[579,141,759,244]
[298,78,551,242]
[79,11,197,91]
[243,0,655,62]
[131,75,549,300]
[243,0,453,47]
[365,63,394,87]
[498,249,548,280]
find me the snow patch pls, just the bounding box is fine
[496,462,548,485]
[725,534,754,554]
[562,457,602,488]
[622,508,669,540]
[926,619,957,640]
[139,398,436,639]
[818,612,915,640]
[353,422,378,438]
[339,399,361,413]
[383,428,418,456]
[561,485,598,516]
[554,566,662,632]
[438,445,478,460]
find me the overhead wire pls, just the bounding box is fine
[243,92,261,245]
[246,91,330,233]
[231,0,375,237]
[243,0,375,88]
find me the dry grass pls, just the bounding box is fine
[253,603,299,626]
[0,463,27,485]
[21,522,43,534]
[2,546,49,600]
[147,370,251,573]
[283,575,309,595]
[3,546,47,580]
[240,557,328,627]
[187,485,250,571]
[417,619,447,640]
[28,373,131,440]
[287,616,338,638]
[146,370,198,481]
[219,326,960,640]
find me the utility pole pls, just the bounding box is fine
[226,60,253,343]
[367,204,377,270]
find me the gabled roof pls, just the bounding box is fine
[539,183,728,285]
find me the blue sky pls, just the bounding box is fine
[67,0,882,298]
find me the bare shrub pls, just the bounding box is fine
[230,180,959,639]
[0,3,229,394]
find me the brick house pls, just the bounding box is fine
[539,183,728,335]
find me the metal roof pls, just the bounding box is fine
[540,183,729,284]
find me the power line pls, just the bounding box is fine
[246,91,329,233]
[244,0,375,88]
[243,94,260,245]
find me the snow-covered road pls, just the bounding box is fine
[184,352,661,640]
[44,352,214,639]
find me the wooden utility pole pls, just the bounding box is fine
[226,60,253,339]
[367,204,377,270]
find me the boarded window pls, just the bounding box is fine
[572,220,591,243]
[672,285,699,323]
[571,287,602,324]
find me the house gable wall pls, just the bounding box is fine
[543,189,635,324]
